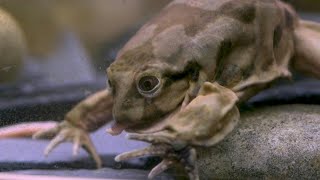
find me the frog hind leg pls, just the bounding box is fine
[292,20,320,79]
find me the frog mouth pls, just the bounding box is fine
[106,109,178,136]
[106,122,129,136]
[107,108,181,136]
[106,119,167,136]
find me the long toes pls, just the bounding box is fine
[126,133,173,144]
[72,133,81,156]
[82,136,102,168]
[32,126,59,139]
[187,148,197,166]
[148,159,175,179]
[181,148,199,180]
[44,132,67,156]
[186,166,199,180]
[115,145,170,162]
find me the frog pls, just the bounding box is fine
[3,0,320,179]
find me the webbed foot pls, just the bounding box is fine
[115,133,199,180]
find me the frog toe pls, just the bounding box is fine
[148,159,175,179]
[126,132,174,144]
[149,146,198,180]
[115,144,171,162]
[116,142,199,180]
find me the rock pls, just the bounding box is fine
[197,104,320,179]
[0,7,25,83]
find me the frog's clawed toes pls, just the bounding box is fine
[115,144,171,162]
[126,133,174,144]
[149,146,199,180]
[35,122,102,168]
[43,130,68,156]
[116,133,199,180]
[81,137,103,169]
[180,147,199,180]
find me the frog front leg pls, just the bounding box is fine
[116,82,240,179]
[33,89,114,168]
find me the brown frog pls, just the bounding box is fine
[3,0,320,179]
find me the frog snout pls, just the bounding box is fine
[113,106,144,125]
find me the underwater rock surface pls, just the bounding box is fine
[198,104,320,179]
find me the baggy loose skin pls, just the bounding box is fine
[1,0,320,179]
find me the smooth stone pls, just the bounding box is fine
[197,104,320,179]
[0,8,25,83]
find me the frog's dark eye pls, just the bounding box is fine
[137,76,161,97]
[138,76,159,92]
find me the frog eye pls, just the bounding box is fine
[137,75,161,96]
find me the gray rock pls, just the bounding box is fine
[197,104,320,179]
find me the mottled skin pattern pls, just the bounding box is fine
[30,0,320,179]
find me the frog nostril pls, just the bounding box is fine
[113,113,133,125]
[123,99,132,107]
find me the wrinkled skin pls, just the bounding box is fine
[31,0,320,179]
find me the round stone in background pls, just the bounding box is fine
[0,8,26,83]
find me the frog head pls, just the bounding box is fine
[106,48,203,133]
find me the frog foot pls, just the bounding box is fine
[115,133,199,180]
[33,121,102,168]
